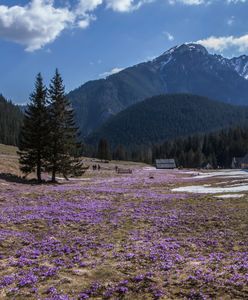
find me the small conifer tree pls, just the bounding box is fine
[18,73,49,182]
[97,138,111,160]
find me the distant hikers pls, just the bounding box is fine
[92,164,101,171]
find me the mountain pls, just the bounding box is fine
[87,94,248,148]
[0,94,23,146]
[216,54,248,79]
[68,43,248,135]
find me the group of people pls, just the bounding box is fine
[92,164,101,171]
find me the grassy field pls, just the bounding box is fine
[0,148,247,299]
[0,144,18,156]
[0,144,21,176]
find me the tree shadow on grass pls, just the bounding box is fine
[0,173,45,185]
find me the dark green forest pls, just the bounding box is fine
[0,94,23,146]
[87,125,248,168]
[153,126,248,168]
[87,94,248,148]
[2,89,248,169]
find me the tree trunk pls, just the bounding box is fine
[37,164,41,183]
[63,173,69,181]
[52,167,56,183]
[37,154,42,183]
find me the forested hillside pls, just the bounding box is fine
[87,94,248,148]
[155,125,248,168]
[0,94,23,146]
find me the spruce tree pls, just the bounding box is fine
[113,144,126,160]
[46,69,83,182]
[18,73,49,182]
[97,138,111,160]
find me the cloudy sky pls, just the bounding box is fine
[0,0,248,103]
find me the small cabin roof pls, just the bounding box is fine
[155,159,176,169]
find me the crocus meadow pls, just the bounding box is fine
[0,167,247,299]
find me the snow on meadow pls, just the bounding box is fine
[173,169,248,197]
[0,166,248,299]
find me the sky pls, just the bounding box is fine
[0,0,248,104]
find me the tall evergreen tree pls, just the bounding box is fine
[113,144,126,161]
[18,73,49,182]
[97,138,111,160]
[46,69,83,182]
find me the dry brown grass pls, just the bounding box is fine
[0,144,18,156]
[0,144,21,176]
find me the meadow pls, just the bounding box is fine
[0,148,247,299]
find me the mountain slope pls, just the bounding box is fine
[68,64,166,135]
[217,54,248,79]
[0,94,23,146]
[87,94,248,148]
[68,43,248,135]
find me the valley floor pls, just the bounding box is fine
[0,160,248,299]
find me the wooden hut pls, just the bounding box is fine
[155,159,176,169]
[240,154,248,169]
[232,154,248,169]
[231,157,243,169]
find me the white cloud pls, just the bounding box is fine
[99,67,124,77]
[227,16,235,26]
[77,0,103,12]
[197,34,248,52]
[0,0,146,51]
[0,0,75,51]
[169,0,248,4]
[76,0,102,27]
[0,0,247,51]
[227,0,248,3]
[163,31,174,41]
[168,0,206,5]
[106,0,152,12]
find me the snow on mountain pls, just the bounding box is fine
[159,43,248,80]
[229,56,248,80]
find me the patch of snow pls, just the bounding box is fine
[160,56,172,70]
[172,184,248,194]
[229,183,248,187]
[214,194,244,199]
[143,167,156,171]
[178,170,198,174]
[162,45,180,56]
[53,177,91,181]
[188,45,196,50]
[192,170,248,179]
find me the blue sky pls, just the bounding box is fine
[0,0,248,104]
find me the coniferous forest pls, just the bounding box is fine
[0,94,23,146]
[83,125,248,168]
[153,126,248,168]
[87,94,248,148]
[2,86,248,169]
